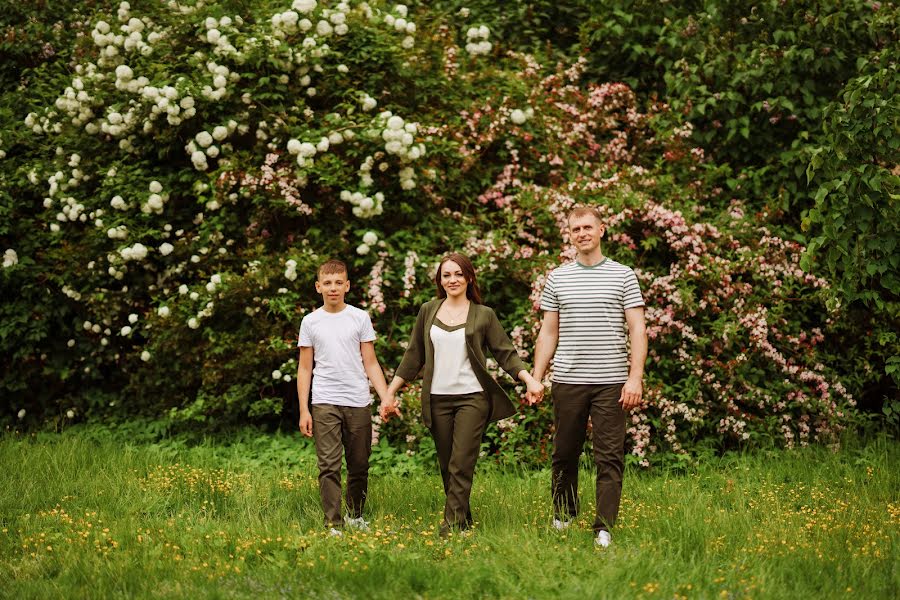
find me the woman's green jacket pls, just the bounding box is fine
[395,298,528,428]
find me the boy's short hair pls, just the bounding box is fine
[566,204,604,225]
[317,259,348,279]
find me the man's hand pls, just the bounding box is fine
[525,378,545,405]
[378,395,402,421]
[299,411,313,437]
[618,377,643,410]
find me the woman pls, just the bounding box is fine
[383,253,544,535]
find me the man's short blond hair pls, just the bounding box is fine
[566,204,604,225]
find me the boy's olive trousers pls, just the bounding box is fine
[312,403,372,527]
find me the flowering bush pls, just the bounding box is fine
[0,1,863,464]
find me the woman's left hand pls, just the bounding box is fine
[524,379,545,405]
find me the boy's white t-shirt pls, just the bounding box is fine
[298,304,376,407]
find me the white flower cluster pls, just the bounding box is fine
[201,61,237,102]
[62,285,82,301]
[110,195,130,210]
[203,15,241,57]
[142,85,195,128]
[3,249,18,268]
[340,190,385,219]
[206,273,223,292]
[0,135,6,160]
[376,112,425,162]
[272,1,350,39]
[119,242,148,262]
[157,305,170,318]
[186,119,238,170]
[510,107,534,125]
[272,357,297,382]
[141,180,169,214]
[360,93,378,111]
[383,4,416,49]
[91,9,156,60]
[356,231,379,255]
[107,225,128,240]
[465,25,492,56]
[56,196,87,223]
[285,259,298,281]
[159,242,174,256]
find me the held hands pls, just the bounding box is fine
[618,377,643,410]
[378,394,402,421]
[299,411,313,437]
[524,373,545,405]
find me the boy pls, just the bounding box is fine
[296,259,393,534]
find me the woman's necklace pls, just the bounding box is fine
[443,302,469,325]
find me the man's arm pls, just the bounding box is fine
[296,346,314,436]
[531,310,559,401]
[619,306,647,410]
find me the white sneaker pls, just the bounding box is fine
[328,527,343,537]
[345,516,370,532]
[552,518,571,531]
[595,530,611,548]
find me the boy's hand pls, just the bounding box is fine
[299,412,313,437]
[378,397,402,421]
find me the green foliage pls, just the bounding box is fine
[0,0,894,462]
[803,48,899,391]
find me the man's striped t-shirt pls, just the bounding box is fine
[539,258,645,385]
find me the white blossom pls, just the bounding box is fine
[195,131,213,147]
[2,249,18,268]
[292,0,317,13]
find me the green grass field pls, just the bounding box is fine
[1,428,897,599]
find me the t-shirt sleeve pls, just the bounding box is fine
[359,312,376,343]
[539,272,559,312]
[623,269,645,309]
[298,317,313,347]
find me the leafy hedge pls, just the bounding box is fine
[1,0,894,464]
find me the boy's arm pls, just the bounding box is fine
[362,341,402,420]
[296,346,314,436]
[361,341,389,401]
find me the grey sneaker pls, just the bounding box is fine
[552,518,571,531]
[595,530,611,548]
[345,516,370,532]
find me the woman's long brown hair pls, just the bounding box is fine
[434,253,483,304]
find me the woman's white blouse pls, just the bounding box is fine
[429,321,483,395]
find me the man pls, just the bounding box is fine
[531,205,647,548]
